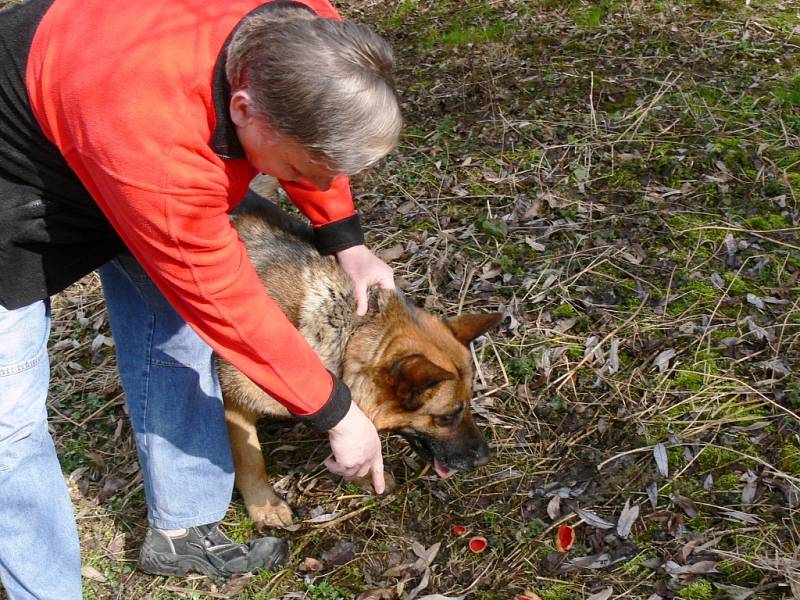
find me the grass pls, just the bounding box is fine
[2,0,799,598]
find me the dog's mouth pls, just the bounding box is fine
[399,430,460,479]
[433,458,457,479]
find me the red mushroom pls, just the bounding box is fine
[468,536,488,553]
[555,524,575,552]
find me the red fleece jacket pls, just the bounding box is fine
[25,0,357,423]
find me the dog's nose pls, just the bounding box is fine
[473,441,491,467]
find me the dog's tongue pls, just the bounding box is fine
[433,458,456,479]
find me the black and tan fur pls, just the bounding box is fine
[220,179,501,529]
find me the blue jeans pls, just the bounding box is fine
[0,255,234,599]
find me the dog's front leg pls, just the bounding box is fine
[223,401,294,529]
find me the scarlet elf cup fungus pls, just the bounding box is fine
[555,524,575,552]
[468,536,488,553]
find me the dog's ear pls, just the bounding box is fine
[444,313,503,346]
[389,354,454,411]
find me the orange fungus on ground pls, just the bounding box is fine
[468,536,488,553]
[555,524,575,552]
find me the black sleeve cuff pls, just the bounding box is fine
[313,214,365,255]
[294,371,352,431]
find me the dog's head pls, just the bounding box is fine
[345,296,502,478]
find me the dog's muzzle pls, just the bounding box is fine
[399,429,490,472]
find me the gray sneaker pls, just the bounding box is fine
[138,522,289,580]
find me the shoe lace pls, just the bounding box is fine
[192,524,249,569]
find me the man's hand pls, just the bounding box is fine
[324,402,385,494]
[335,245,395,316]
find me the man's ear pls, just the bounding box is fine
[229,90,256,128]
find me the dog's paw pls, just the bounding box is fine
[242,485,295,530]
[249,497,294,530]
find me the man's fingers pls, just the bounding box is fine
[325,457,364,478]
[323,457,358,477]
[378,275,396,291]
[325,457,386,494]
[371,458,386,495]
[354,284,368,316]
[323,456,340,474]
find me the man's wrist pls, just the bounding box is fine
[293,372,352,431]
[313,214,365,255]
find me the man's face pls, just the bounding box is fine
[231,91,342,191]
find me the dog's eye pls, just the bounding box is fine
[433,415,454,427]
[433,407,463,428]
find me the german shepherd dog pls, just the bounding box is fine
[219,179,501,529]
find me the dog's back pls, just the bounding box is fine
[232,190,354,335]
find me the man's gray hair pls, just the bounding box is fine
[226,5,402,175]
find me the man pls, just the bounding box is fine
[0,0,402,597]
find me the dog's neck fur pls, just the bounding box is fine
[294,262,362,375]
[295,266,406,422]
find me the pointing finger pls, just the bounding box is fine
[355,284,368,316]
[371,457,386,495]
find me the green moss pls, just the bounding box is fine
[566,346,583,360]
[669,213,727,243]
[717,558,764,585]
[615,551,658,576]
[303,580,354,600]
[380,0,415,30]
[539,584,581,600]
[605,167,642,192]
[411,218,437,233]
[671,370,705,391]
[708,138,752,171]
[633,524,668,546]
[787,172,800,195]
[772,73,800,107]
[687,505,712,526]
[669,351,726,392]
[714,473,741,491]
[678,578,713,600]
[573,1,612,28]
[480,509,502,530]
[710,327,741,342]
[667,279,726,317]
[222,506,257,543]
[764,176,790,196]
[421,5,516,48]
[769,146,800,169]
[742,213,791,231]
[780,442,800,476]
[685,280,721,303]
[440,20,509,46]
[722,272,748,295]
[667,447,687,469]
[696,445,741,472]
[695,84,723,104]
[507,354,537,383]
[473,591,504,600]
[552,303,578,318]
[498,254,524,276]
[786,380,800,410]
